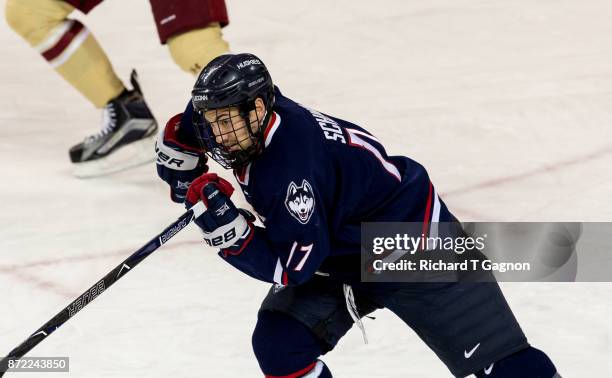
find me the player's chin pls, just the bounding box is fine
[218,143,238,152]
[230,143,251,152]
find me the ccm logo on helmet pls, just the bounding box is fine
[193,95,208,102]
[237,59,261,69]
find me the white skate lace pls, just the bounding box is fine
[343,284,368,344]
[84,103,117,144]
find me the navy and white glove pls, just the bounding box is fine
[156,113,209,203]
[185,173,255,255]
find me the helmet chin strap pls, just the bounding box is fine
[241,100,272,145]
[242,98,267,128]
[256,109,269,134]
[216,100,265,169]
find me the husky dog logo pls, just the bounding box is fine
[285,180,315,224]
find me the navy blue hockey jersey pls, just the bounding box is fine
[181,88,457,287]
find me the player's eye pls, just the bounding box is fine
[216,118,231,128]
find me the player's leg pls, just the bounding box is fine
[5,0,157,176]
[255,278,380,377]
[252,311,332,377]
[149,0,230,75]
[372,281,559,377]
[5,0,124,107]
[473,346,559,378]
[166,24,229,75]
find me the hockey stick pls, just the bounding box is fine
[0,201,207,376]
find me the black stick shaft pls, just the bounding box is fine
[0,202,206,376]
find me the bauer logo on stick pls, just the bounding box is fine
[67,280,106,317]
[285,180,315,224]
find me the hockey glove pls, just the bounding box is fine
[185,173,255,254]
[156,113,209,203]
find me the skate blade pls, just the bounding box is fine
[72,133,156,178]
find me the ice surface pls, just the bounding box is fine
[1,0,611,376]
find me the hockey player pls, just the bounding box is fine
[156,53,561,377]
[5,0,229,177]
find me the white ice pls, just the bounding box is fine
[1,0,611,376]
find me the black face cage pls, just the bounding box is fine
[193,101,267,169]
